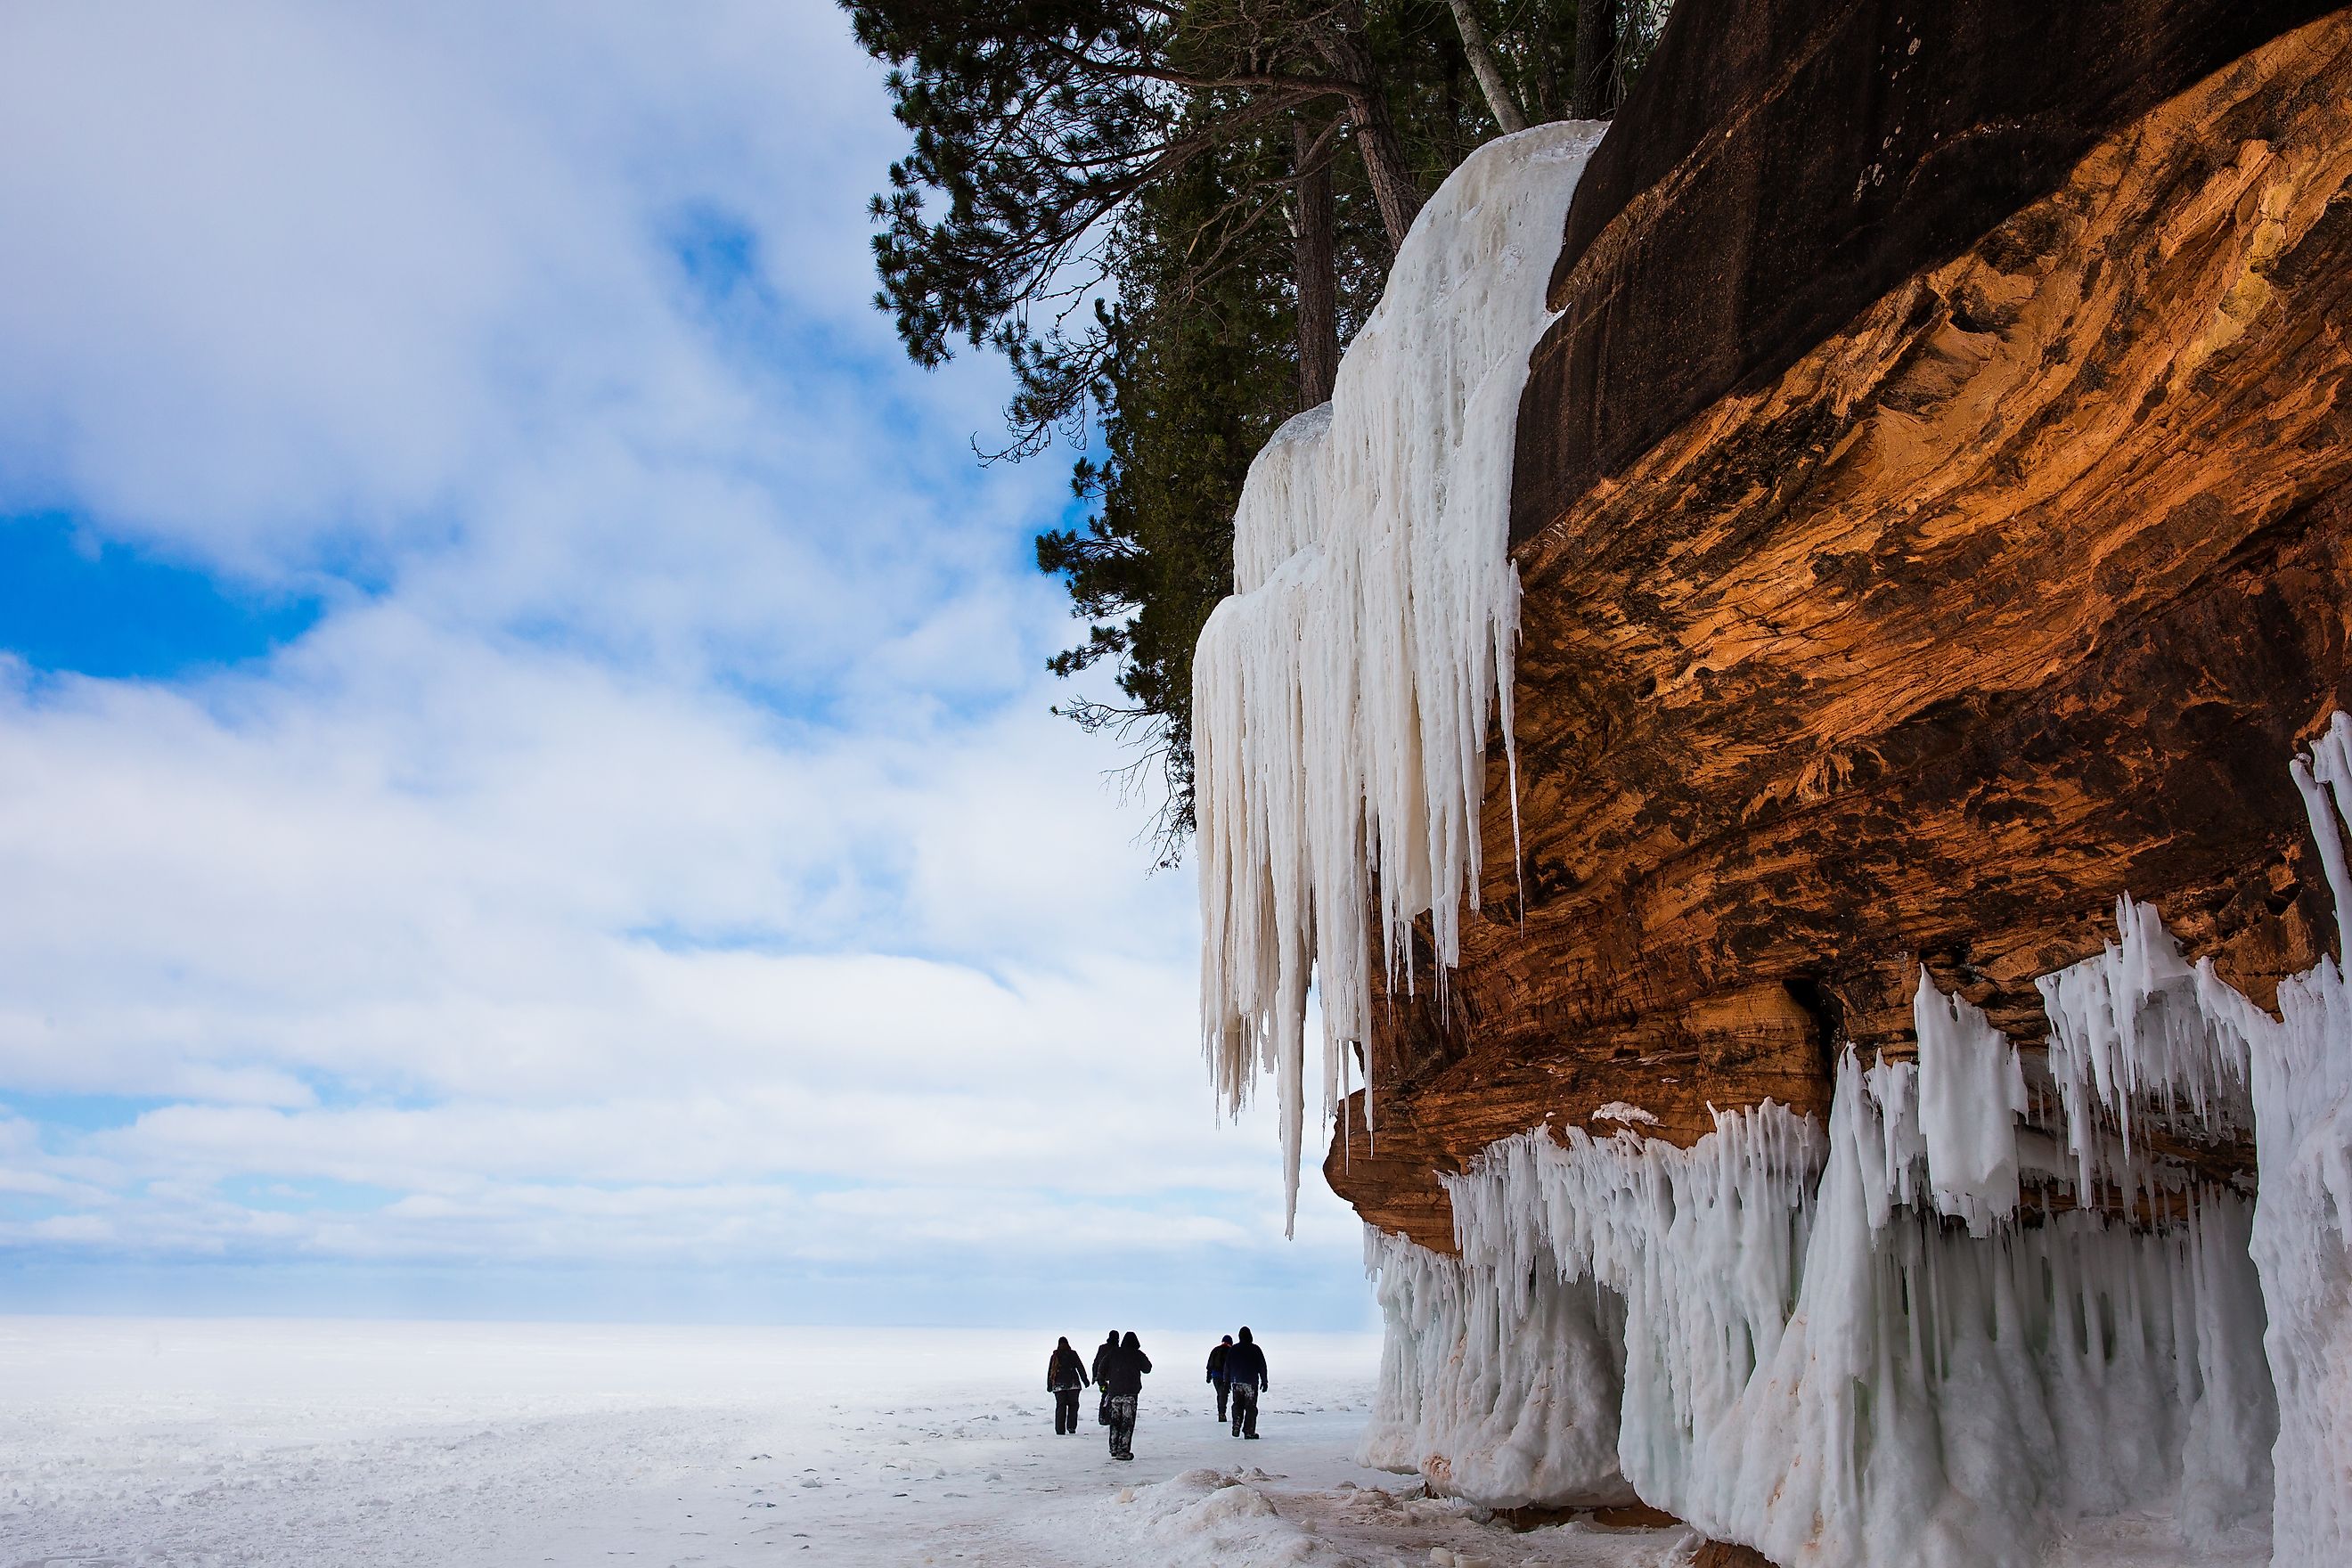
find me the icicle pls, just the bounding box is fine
[1193,122,1610,1228]
[2190,715,2352,1565]
[2293,709,2352,958]
[1360,1224,1635,1506]
[1417,1075,2276,1567]
[2037,895,2252,1203]
[1911,971,2025,1236]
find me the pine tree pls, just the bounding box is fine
[845,1,1662,860]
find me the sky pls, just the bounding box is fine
[0,0,1371,1329]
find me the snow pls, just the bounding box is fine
[1194,121,1610,1229]
[0,1317,1687,1568]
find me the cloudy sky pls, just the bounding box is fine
[0,0,1368,1328]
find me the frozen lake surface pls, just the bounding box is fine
[0,1318,1688,1567]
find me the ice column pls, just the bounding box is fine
[1193,121,1609,1225]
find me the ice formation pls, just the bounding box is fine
[1356,718,2352,1565]
[1102,1467,1353,1568]
[2038,893,2254,1201]
[1911,973,2026,1235]
[1193,121,1609,1226]
[1360,1225,1634,1507]
[2217,733,2352,1567]
[1180,78,2351,1568]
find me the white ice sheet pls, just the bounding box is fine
[0,1318,1687,1567]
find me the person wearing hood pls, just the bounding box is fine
[1225,1326,1269,1439]
[1090,1330,1119,1426]
[1096,1330,1153,1460]
[1046,1335,1090,1434]
[1205,1334,1235,1421]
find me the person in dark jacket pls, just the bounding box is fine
[1205,1335,1235,1420]
[1047,1335,1090,1434]
[1097,1330,1153,1460]
[1090,1330,1119,1426]
[1225,1326,1269,1439]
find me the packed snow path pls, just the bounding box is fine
[0,1319,1687,1568]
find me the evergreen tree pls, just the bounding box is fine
[845,1,1664,860]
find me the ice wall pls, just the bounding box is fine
[1360,719,2352,1566]
[1193,121,1608,1227]
[1379,1070,2275,1566]
[1360,1226,1634,1507]
[2207,732,2352,1566]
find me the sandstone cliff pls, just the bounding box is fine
[1329,0,2352,1254]
[1176,2,2352,1564]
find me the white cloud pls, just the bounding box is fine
[0,2,1361,1313]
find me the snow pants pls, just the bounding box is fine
[1229,1382,1259,1438]
[1106,1394,1139,1459]
[1053,1387,1082,1433]
[1212,1377,1229,1421]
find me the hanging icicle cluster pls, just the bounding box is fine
[1193,121,1608,1229]
[1360,717,2352,1567]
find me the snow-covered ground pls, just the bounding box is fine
[0,1318,1690,1568]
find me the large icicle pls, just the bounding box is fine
[1194,121,1607,1226]
[1911,972,2026,1235]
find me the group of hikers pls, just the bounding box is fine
[1044,1327,1270,1461]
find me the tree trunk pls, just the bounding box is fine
[1350,89,1427,249]
[1446,0,1528,134]
[1303,9,1425,249]
[1572,0,1622,119]
[1292,117,1340,408]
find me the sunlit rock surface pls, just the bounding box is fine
[1331,0,2352,1253]
[1181,2,2352,1563]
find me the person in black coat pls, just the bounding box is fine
[1096,1331,1153,1460]
[1225,1326,1269,1439]
[1090,1330,1119,1426]
[1046,1335,1090,1434]
[1205,1335,1235,1420]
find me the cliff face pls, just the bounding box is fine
[1184,3,2352,1556]
[1327,1,2352,1252]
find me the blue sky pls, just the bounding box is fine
[0,0,1369,1328]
